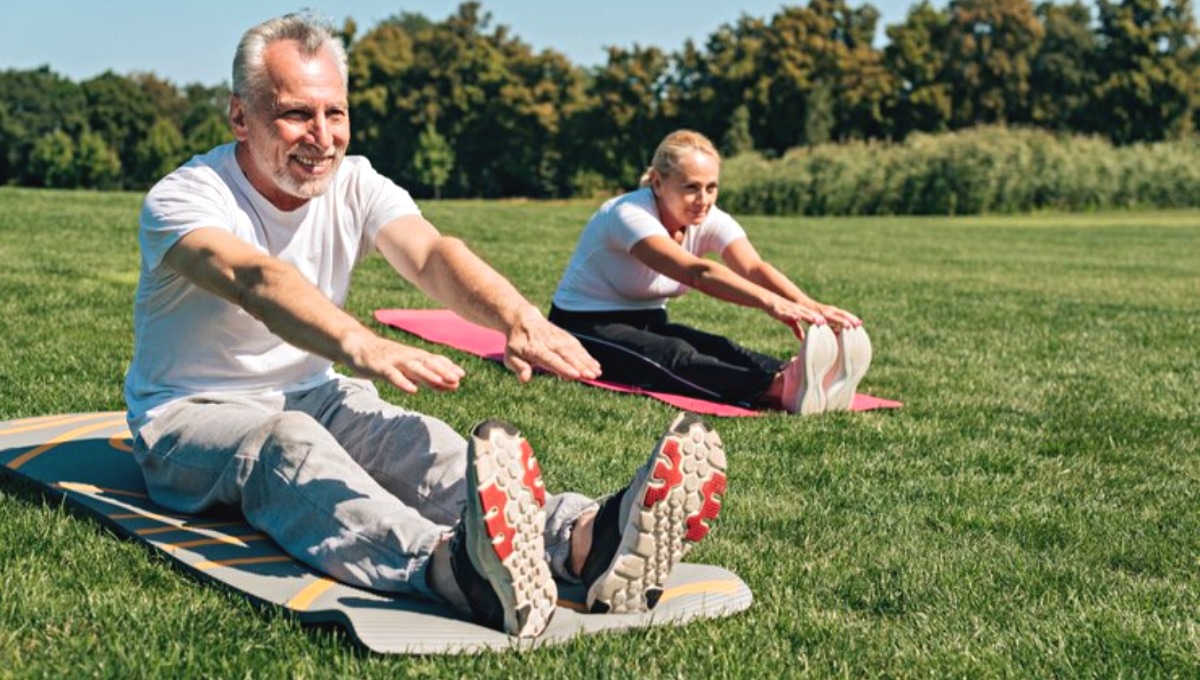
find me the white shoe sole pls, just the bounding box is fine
[786,325,838,415]
[824,327,873,411]
[467,422,557,637]
[586,413,727,614]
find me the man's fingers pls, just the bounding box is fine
[504,352,534,382]
[381,366,419,394]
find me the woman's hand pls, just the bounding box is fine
[817,304,862,332]
[765,297,828,339]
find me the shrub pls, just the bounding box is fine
[719,127,1200,216]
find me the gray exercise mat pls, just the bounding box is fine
[1,412,753,654]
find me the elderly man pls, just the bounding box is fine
[124,13,727,637]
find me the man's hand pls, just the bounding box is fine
[502,307,601,383]
[342,330,466,394]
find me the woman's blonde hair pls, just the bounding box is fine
[639,129,721,188]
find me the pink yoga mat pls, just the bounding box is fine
[374,309,902,417]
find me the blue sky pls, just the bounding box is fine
[2,0,920,87]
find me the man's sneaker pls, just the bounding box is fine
[580,412,727,614]
[823,326,873,411]
[448,420,556,637]
[781,324,838,415]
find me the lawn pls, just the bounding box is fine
[1,187,1196,677]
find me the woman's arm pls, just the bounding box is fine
[630,235,826,332]
[721,238,862,330]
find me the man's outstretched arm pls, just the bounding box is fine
[162,226,466,393]
[376,215,600,382]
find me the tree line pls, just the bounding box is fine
[1,0,1196,199]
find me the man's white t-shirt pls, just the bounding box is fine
[124,143,421,436]
[552,187,746,312]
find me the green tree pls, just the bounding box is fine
[75,129,122,189]
[753,0,893,152]
[0,67,87,185]
[29,129,77,188]
[411,124,455,198]
[1091,0,1198,142]
[81,72,158,188]
[804,80,837,145]
[184,115,232,157]
[721,104,756,156]
[884,2,954,137]
[942,0,1045,126]
[1030,1,1099,129]
[685,15,771,151]
[134,118,186,183]
[349,2,586,197]
[568,44,676,188]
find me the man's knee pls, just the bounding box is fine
[252,411,339,474]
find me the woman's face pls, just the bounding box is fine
[652,150,719,233]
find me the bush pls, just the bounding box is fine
[720,127,1200,216]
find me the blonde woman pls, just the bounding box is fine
[549,130,871,414]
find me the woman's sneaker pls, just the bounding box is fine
[823,326,873,411]
[448,420,556,637]
[782,324,838,415]
[580,412,727,614]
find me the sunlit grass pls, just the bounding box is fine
[1,187,1197,677]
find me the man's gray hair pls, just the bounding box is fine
[232,13,348,106]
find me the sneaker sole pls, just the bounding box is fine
[466,421,557,637]
[825,327,873,411]
[587,412,727,614]
[796,325,838,415]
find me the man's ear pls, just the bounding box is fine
[228,95,249,142]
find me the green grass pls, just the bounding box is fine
[1,187,1197,677]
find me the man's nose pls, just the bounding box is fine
[308,114,332,148]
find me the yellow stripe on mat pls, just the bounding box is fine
[657,579,741,604]
[163,534,268,551]
[6,418,128,470]
[0,413,118,436]
[108,435,133,453]
[194,556,293,571]
[137,522,243,536]
[55,481,148,499]
[109,510,187,523]
[286,578,338,611]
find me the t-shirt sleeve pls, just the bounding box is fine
[608,198,668,252]
[355,159,422,249]
[139,168,235,272]
[700,205,748,255]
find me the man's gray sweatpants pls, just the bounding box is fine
[132,375,595,601]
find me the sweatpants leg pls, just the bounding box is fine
[659,321,786,377]
[134,380,595,593]
[133,393,448,599]
[551,306,781,404]
[290,376,596,581]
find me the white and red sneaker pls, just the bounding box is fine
[580,412,727,614]
[449,420,556,637]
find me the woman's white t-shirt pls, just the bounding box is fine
[552,187,746,312]
[124,143,420,435]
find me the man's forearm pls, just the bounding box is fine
[236,256,374,364]
[414,237,540,333]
